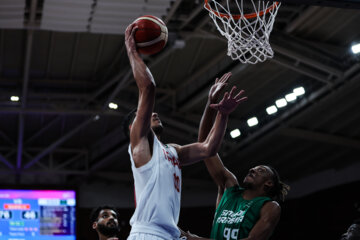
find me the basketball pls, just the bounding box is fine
[133,15,168,55]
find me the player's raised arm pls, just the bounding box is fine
[175,85,246,166]
[125,23,155,167]
[198,73,247,206]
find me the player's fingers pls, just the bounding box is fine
[229,86,237,98]
[236,96,248,103]
[220,72,231,83]
[131,25,138,37]
[234,89,245,99]
[215,78,219,84]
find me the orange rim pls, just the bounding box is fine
[204,0,280,20]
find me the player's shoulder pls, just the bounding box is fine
[262,200,281,216]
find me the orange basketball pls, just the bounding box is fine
[133,15,168,55]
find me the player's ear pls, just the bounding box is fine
[263,180,273,192]
[92,222,97,230]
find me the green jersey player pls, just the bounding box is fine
[181,73,290,240]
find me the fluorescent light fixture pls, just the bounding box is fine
[108,102,118,109]
[293,87,305,96]
[266,105,278,115]
[247,117,258,127]
[230,129,241,138]
[285,93,297,102]
[352,43,360,54]
[10,96,19,102]
[275,98,287,108]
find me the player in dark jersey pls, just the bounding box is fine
[181,73,290,240]
[91,205,120,240]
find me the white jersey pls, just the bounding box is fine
[128,134,182,239]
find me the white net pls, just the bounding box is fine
[204,0,281,64]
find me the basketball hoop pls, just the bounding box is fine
[204,0,281,64]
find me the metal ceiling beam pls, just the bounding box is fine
[285,6,320,33]
[54,152,85,170]
[69,33,80,80]
[165,0,183,24]
[0,30,3,74]
[17,0,38,171]
[0,107,122,116]
[278,127,360,149]
[178,64,248,112]
[225,63,360,158]
[24,116,61,145]
[271,42,343,78]
[24,116,96,169]
[179,3,204,30]
[90,143,128,171]
[0,153,14,169]
[271,56,330,83]
[93,34,105,78]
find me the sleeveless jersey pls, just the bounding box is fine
[210,186,271,240]
[128,134,182,239]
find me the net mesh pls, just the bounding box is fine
[204,0,281,64]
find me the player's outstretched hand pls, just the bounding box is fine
[125,23,139,57]
[210,86,247,115]
[209,72,231,104]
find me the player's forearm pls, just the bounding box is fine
[128,51,156,91]
[198,99,218,142]
[203,112,228,156]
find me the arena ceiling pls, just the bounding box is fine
[0,0,360,198]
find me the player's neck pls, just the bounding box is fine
[243,188,266,200]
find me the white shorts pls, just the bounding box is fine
[127,233,187,240]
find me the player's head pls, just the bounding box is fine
[122,108,163,139]
[341,219,360,240]
[91,205,120,238]
[243,165,290,202]
[150,112,163,135]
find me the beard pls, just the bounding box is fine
[242,181,253,190]
[97,222,120,238]
[152,125,163,135]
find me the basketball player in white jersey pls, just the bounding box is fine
[125,23,246,240]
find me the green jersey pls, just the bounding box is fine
[210,186,271,240]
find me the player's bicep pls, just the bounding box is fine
[130,89,155,143]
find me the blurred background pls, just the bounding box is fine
[0,0,360,239]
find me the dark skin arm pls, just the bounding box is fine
[173,85,246,167]
[239,201,281,240]
[199,73,247,208]
[125,23,156,168]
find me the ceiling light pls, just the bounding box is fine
[266,105,278,115]
[108,102,118,109]
[230,129,241,138]
[293,87,305,96]
[352,43,360,54]
[285,93,297,102]
[275,98,287,108]
[10,96,19,102]
[247,117,258,127]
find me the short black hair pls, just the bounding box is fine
[90,205,119,223]
[121,108,137,140]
